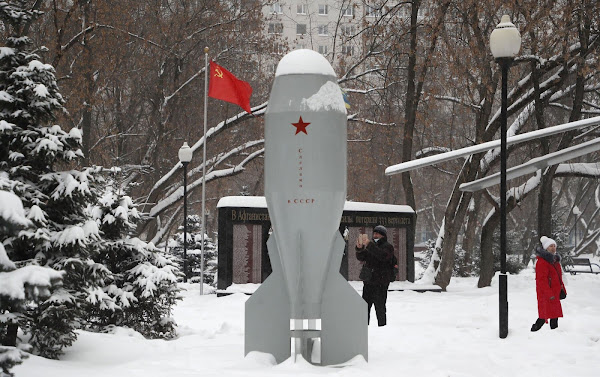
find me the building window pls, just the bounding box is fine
[318,4,328,15]
[343,5,353,16]
[297,4,307,15]
[271,2,283,14]
[268,22,283,34]
[341,44,354,56]
[341,24,355,36]
[273,43,286,55]
[318,45,328,55]
[318,24,328,36]
[366,5,381,18]
[296,24,307,35]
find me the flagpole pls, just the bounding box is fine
[200,46,209,295]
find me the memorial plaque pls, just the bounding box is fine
[232,224,263,284]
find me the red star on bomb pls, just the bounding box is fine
[292,116,310,135]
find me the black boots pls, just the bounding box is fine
[531,318,545,332]
[531,318,558,331]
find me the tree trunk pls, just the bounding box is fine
[478,207,499,288]
[461,191,482,276]
[537,174,553,237]
[2,324,18,347]
[80,2,93,167]
[433,161,478,289]
[400,0,420,211]
[531,58,553,237]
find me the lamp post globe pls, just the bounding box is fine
[179,142,193,163]
[490,14,521,339]
[179,142,193,283]
[490,15,521,59]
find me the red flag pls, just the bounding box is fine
[208,61,253,114]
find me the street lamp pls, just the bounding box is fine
[179,142,193,283]
[490,14,521,339]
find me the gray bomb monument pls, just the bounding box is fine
[245,49,368,365]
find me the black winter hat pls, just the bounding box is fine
[373,225,387,237]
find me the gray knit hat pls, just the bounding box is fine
[373,225,387,237]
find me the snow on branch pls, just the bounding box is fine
[415,146,453,159]
[144,102,267,206]
[481,102,534,171]
[481,171,542,227]
[0,265,63,300]
[149,144,264,218]
[163,67,206,108]
[0,191,30,227]
[343,80,399,95]
[164,140,264,198]
[183,4,261,43]
[149,148,264,244]
[90,24,165,51]
[555,163,600,178]
[348,117,395,127]
[433,95,482,111]
[337,47,371,81]
[485,37,593,135]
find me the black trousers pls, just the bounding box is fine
[362,283,389,326]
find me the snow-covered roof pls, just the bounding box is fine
[343,201,414,213]
[275,49,336,77]
[217,196,267,208]
[217,196,414,213]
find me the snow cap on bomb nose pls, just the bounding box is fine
[275,49,336,77]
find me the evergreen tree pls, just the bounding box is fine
[170,214,218,285]
[0,182,62,377]
[88,174,181,338]
[0,1,105,358]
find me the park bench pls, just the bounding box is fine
[564,257,600,275]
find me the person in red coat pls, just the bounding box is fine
[531,236,566,331]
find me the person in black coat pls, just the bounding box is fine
[356,225,395,326]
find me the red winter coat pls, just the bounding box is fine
[535,255,566,319]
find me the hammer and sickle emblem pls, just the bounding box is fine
[214,68,224,78]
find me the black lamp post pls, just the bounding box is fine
[179,142,193,283]
[490,14,521,339]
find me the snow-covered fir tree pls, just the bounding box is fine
[0,182,63,377]
[0,1,106,359]
[88,173,180,338]
[239,185,250,196]
[170,214,218,285]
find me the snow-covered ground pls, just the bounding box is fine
[15,264,600,377]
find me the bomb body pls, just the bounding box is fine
[246,50,367,365]
[264,50,347,319]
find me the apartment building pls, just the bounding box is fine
[264,1,356,55]
[262,2,423,68]
[262,1,382,66]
